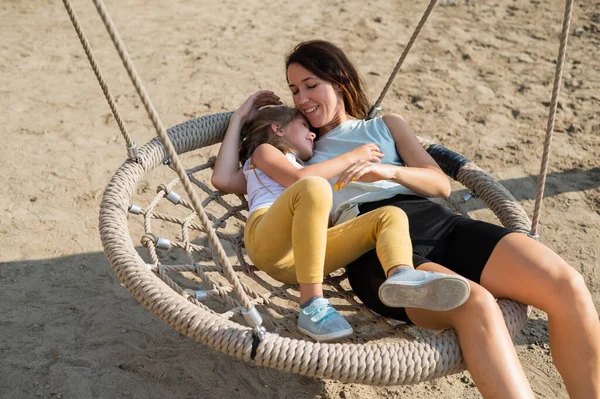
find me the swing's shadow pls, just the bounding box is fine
[0,251,324,399]
[6,169,593,397]
[453,167,600,211]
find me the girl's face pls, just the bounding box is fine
[278,115,315,160]
[287,63,347,134]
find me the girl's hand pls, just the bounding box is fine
[233,90,282,124]
[334,161,397,190]
[348,143,384,164]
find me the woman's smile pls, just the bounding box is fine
[304,105,319,114]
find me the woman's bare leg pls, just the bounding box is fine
[406,262,535,399]
[480,233,600,398]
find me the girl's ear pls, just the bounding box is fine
[271,123,284,137]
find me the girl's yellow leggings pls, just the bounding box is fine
[244,176,413,285]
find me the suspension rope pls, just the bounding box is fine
[61,0,136,159]
[368,0,438,118]
[63,0,573,332]
[62,0,258,325]
[530,0,574,238]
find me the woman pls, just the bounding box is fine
[213,94,472,341]
[283,40,599,398]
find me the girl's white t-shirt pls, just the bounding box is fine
[243,152,302,215]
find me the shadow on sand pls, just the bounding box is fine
[1,244,556,398]
[453,167,600,212]
[5,168,591,397]
[0,252,323,399]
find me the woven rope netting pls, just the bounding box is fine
[67,0,573,384]
[100,112,531,384]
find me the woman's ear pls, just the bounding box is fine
[271,123,284,136]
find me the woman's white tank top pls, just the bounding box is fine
[307,117,417,225]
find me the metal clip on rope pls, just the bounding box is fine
[126,141,139,161]
[367,105,382,120]
[128,204,142,215]
[463,191,478,202]
[527,232,540,241]
[157,184,181,205]
[142,232,171,250]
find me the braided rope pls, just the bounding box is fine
[61,0,135,151]
[530,0,574,237]
[371,0,438,111]
[82,0,255,314]
[417,137,532,233]
[62,0,538,381]
[100,112,531,383]
[457,164,531,232]
[146,175,399,337]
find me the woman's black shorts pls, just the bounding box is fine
[345,194,513,324]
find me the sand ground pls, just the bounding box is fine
[1,0,599,398]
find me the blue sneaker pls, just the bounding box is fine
[297,297,353,341]
[378,268,470,311]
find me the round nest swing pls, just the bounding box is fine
[99,111,531,384]
[65,0,574,387]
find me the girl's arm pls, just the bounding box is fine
[211,113,247,194]
[335,114,451,198]
[211,91,282,194]
[252,142,383,188]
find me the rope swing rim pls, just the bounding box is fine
[99,112,531,385]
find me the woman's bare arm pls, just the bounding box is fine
[334,114,451,198]
[384,113,451,197]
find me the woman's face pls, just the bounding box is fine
[279,114,316,160]
[287,63,346,133]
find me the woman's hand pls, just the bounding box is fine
[233,90,282,124]
[348,143,384,164]
[334,161,397,190]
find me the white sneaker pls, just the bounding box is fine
[378,268,470,311]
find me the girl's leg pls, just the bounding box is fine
[406,262,535,399]
[321,206,413,276]
[323,206,469,310]
[479,233,600,398]
[245,177,352,340]
[245,176,333,292]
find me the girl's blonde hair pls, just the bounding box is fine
[239,106,303,165]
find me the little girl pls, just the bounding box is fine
[212,91,470,341]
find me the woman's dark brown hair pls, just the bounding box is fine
[285,40,370,120]
[239,106,303,165]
